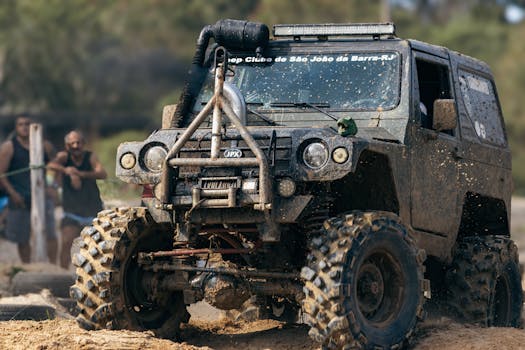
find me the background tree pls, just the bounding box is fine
[1,0,525,192]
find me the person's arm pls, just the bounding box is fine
[46,152,68,174]
[78,152,107,180]
[47,151,80,179]
[47,151,83,190]
[0,140,25,207]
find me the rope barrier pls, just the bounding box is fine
[0,164,46,179]
[0,165,124,194]
[0,167,123,184]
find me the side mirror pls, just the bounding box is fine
[433,99,457,131]
[162,104,178,129]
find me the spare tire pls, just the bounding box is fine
[0,304,56,321]
[10,272,74,298]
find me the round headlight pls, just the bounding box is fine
[303,142,329,169]
[332,147,349,164]
[120,152,136,169]
[144,146,167,172]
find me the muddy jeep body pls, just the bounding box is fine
[72,20,521,349]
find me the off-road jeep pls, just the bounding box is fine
[71,20,523,349]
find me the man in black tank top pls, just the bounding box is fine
[0,115,58,263]
[48,130,107,268]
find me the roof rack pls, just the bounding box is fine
[273,23,396,40]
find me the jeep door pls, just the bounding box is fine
[410,50,461,236]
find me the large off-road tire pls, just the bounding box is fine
[70,207,189,339]
[445,235,522,327]
[301,211,426,350]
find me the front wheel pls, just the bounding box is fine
[70,207,189,339]
[301,211,427,349]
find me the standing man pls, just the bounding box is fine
[0,115,58,263]
[48,130,107,269]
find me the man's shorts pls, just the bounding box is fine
[61,212,95,229]
[5,198,56,244]
[0,196,7,211]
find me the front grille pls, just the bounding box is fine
[177,134,292,175]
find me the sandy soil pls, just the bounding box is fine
[1,198,525,349]
[1,315,525,350]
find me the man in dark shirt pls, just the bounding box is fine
[0,115,58,263]
[48,130,107,268]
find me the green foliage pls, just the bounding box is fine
[495,21,525,194]
[429,16,507,66]
[394,9,508,66]
[511,150,525,196]
[0,0,108,111]
[2,0,525,193]
[254,0,382,26]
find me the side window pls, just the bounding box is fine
[415,58,453,134]
[458,70,506,146]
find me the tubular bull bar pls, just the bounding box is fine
[160,49,271,212]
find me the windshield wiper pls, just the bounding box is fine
[200,101,277,126]
[270,102,338,121]
[246,107,278,126]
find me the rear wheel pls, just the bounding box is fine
[70,207,189,339]
[445,236,522,327]
[302,211,426,349]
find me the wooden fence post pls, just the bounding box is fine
[30,123,47,262]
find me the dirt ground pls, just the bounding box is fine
[1,198,525,349]
[2,312,525,350]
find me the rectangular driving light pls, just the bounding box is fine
[273,23,396,38]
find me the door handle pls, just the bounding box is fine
[452,147,464,160]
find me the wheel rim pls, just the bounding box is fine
[357,262,385,314]
[492,274,511,326]
[122,227,172,328]
[356,250,404,325]
[124,262,166,325]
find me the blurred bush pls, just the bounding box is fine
[2,0,525,193]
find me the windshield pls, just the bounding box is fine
[193,51,400,125]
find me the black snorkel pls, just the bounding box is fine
[173,19,269,127]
